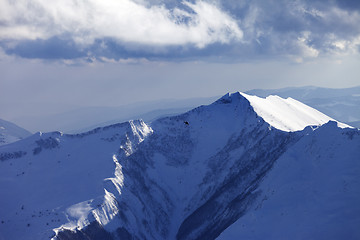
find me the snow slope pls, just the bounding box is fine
[0,92,358,240]
[218,122,360,240]
[0,118,32,146]
[246,85,360,128]
[241,93,350,131]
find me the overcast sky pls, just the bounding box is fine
[1,0,360,121]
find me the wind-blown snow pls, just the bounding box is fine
[240,92,351,131]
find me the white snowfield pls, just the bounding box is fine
[240,92,351,131]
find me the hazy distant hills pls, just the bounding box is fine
[10,96,219,133]
[5,86,360,134]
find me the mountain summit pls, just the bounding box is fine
[0,93,358,240]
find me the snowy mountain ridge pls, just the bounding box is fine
[0,118,32,146]
[226,92,350,131]
[0,92,359,240]
[246,86,360,128]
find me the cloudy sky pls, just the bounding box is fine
[1,0,360,121]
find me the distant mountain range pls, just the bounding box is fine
[4,86,358,134]
[1,92,358,240]
[9,96,220,133]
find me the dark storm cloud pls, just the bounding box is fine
[3,37,85,59]
[0,0,359,61]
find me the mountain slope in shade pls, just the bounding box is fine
[0,118,32,146]
[218,121,360,239]
[0,93,358,240]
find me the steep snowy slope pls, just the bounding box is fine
[218,122,360,240]
[0,92,358,240]
[0,118,32,146]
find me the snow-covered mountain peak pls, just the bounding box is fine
[1,94,358,240]
[215,92,245,104]
[211,91,350,132]
[239,92,351,131]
